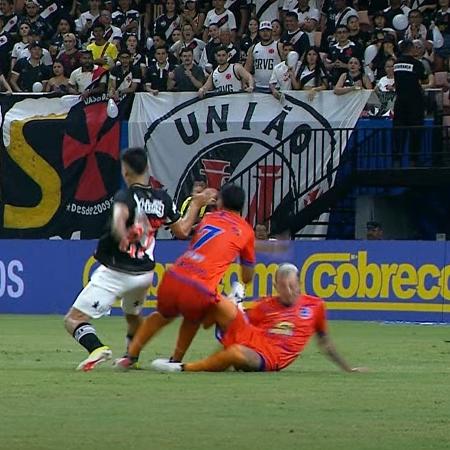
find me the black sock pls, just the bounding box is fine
[73,322,104,353]
[125,333,133,353]
[125,333,139,360]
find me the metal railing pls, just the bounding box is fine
[229,123,450,234]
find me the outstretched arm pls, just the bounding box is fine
[198,72,214,97]
[316,333,367,373]
[170,188,217,239]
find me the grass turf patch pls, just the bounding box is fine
[1,315,450,450]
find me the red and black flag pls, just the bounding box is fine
[0,94,131,238]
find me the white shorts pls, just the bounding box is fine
[72,265,153,319]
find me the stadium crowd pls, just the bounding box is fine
[0,0,447,100]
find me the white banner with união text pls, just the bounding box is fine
[128,91,371,238]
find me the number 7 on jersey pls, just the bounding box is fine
[192,225,224,250]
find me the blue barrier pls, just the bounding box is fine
[351,118,435,170]
[1,240,450,322]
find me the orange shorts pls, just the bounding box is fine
[157,270,220,323]
[220,311,280,371]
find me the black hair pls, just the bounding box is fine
[247,16,259,33]
[28,41,42,49]
[336,24,350,31]
[180,46,193,55]
[285,11,298,20]
[93,21,106,31]
[118,48,131,57]
[220,183,245,212]
[214,44,228,54]
[399,39,415,55]
[297,46,328,89]
[57,14,76,33]
[367,221,382,230]
[194,175,207,183]
[53,58,69,77]
[154,32,167,41]
[121,147,148,175]
[408,8,422,18]
[162,0,181,15]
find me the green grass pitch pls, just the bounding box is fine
[1,315,450,450]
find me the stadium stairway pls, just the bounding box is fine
[286,124,450,239]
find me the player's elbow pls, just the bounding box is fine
[174,230,190,240]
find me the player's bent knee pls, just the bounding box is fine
[228,344,250,364]
[231,345,263,372]
[64,308,91,332]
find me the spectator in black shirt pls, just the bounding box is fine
[49,16,75,59]
[123,33,147,77]
[321,0,357,41]
[153,0,181,45]
[225,0,248,38]
[371,34,398,80]
[147,32,178,66]
[240,17,259,61]
[145,46,174,94]
[19,1,52,41]
[218,26,240,64]
[0,0,18,35]
[393,39,427,165]
[347,15,370,50]
[368,1,389,16]
[108,48,141,99]
[180,0,205,37]
[326,24,363,85]
[168,46,205,91]
[334,56,372,94]
[112,0,140,34]
[281,12,310,60]
[372,12,388,34]
[10,42,51,92]
[383,0,411,29]
[0,25,13,74]
[199,22,220,73]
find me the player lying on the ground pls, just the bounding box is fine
[114,183,256,370]
[63,147,216,371]
[151,263,367,373]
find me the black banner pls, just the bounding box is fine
[0,94,129,238]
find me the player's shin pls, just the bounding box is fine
[170,319,201,362]
[124,314,142,356]
[183,347,242,372]
[128,311,172,358]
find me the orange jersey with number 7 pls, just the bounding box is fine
[171,210,256,292]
